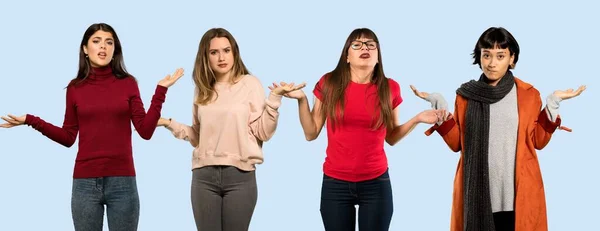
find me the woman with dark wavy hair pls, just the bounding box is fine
[1,23,184,231]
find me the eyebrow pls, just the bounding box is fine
[209,46,232,51]
[92,36,114,41]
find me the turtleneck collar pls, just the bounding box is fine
[88,65,114,80]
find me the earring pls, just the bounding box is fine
[85,54,89,58]
[510,63,515,68]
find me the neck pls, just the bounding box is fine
[350,66,373,84]
[215,71,233,83]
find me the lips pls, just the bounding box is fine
[218,63,228,68]
[98,52,106,59]
[359,53,370,59]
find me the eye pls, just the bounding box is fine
[350,42,361,49]
[498,55,505,59]
[482,54,490,59]
[92,40,100,44]
[224,48,231,53]
[367,42,377,49]
[107,41,114,46]
[210,51,217,55]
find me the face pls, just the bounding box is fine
[83,30,115,68]
[208,37,234,77]
[480,47,515,85]
[347,37,378,69]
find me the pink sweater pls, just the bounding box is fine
[167,75,282,171]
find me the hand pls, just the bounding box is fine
[417,109,444,124]
[1,114,26,128]
[158,68,185,88]
[268,81,307,99]
[410,85,430,100]
[553,85,586,100]
[157,117,171,127]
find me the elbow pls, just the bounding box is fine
[304,133,318,141]
[140,133,153,140]
[62,138,76,148]
[385,139,398,146]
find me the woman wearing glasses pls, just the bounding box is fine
[273,28,441,231]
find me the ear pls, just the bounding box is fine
[83,45,88,55]
[509,54,515,68]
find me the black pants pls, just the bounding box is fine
[320,169,393,231]
[493,211,515,231]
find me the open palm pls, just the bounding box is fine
[553,85,586,100]
[158,68,185,88]
[410,85,430,100]
[0,114,26,128]
[268,82,307,99]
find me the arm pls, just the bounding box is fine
[165,88,200,147]
[24,87,79,147]
[385,107,421,146]
[248,82,283,142]
[130,83,168,140]
[297,95,326,141]
[533,93,562,150]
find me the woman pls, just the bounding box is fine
[274,28,441,231]
[0,23,183,231]
[156,28,304,231]
[411,27,586,231]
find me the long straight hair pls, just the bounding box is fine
[193,28,249,105]
[69,23,132,87]
[319,28,394,130]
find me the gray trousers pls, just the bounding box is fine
[191,166,258,231]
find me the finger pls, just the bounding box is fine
[1,117,18,125]
[268,86,274,90]
[0,123,14,128]
[7,114,22,122]
[280,81,288,86]
[574,85,586,95]
[295,82,307,89]
[409,85,419,94]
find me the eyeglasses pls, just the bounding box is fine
[350,41,378,50]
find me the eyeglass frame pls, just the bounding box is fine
[350,40,378,50]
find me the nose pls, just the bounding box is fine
[361,43,369,51]
[218,53,225,61]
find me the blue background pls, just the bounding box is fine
[0,0,597,230]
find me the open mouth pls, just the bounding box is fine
[98,52,107,59]
[359,53,370,59]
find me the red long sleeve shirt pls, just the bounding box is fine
[25,66,167,178]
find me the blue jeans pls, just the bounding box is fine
[71,176,140,231]
[320,169,394,231]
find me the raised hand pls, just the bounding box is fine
[158,68,185,88]
[409,85,430,100]
[553,85,586,100]
[0,114,26,128]
[268,81,307,99]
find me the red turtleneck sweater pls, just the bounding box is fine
[25,66,168,178]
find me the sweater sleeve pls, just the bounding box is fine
[24,87,79,147]
[248,77,282,142]
[166,87,200,147]
[129,81,168,140]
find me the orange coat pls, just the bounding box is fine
[427,77,562,231]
